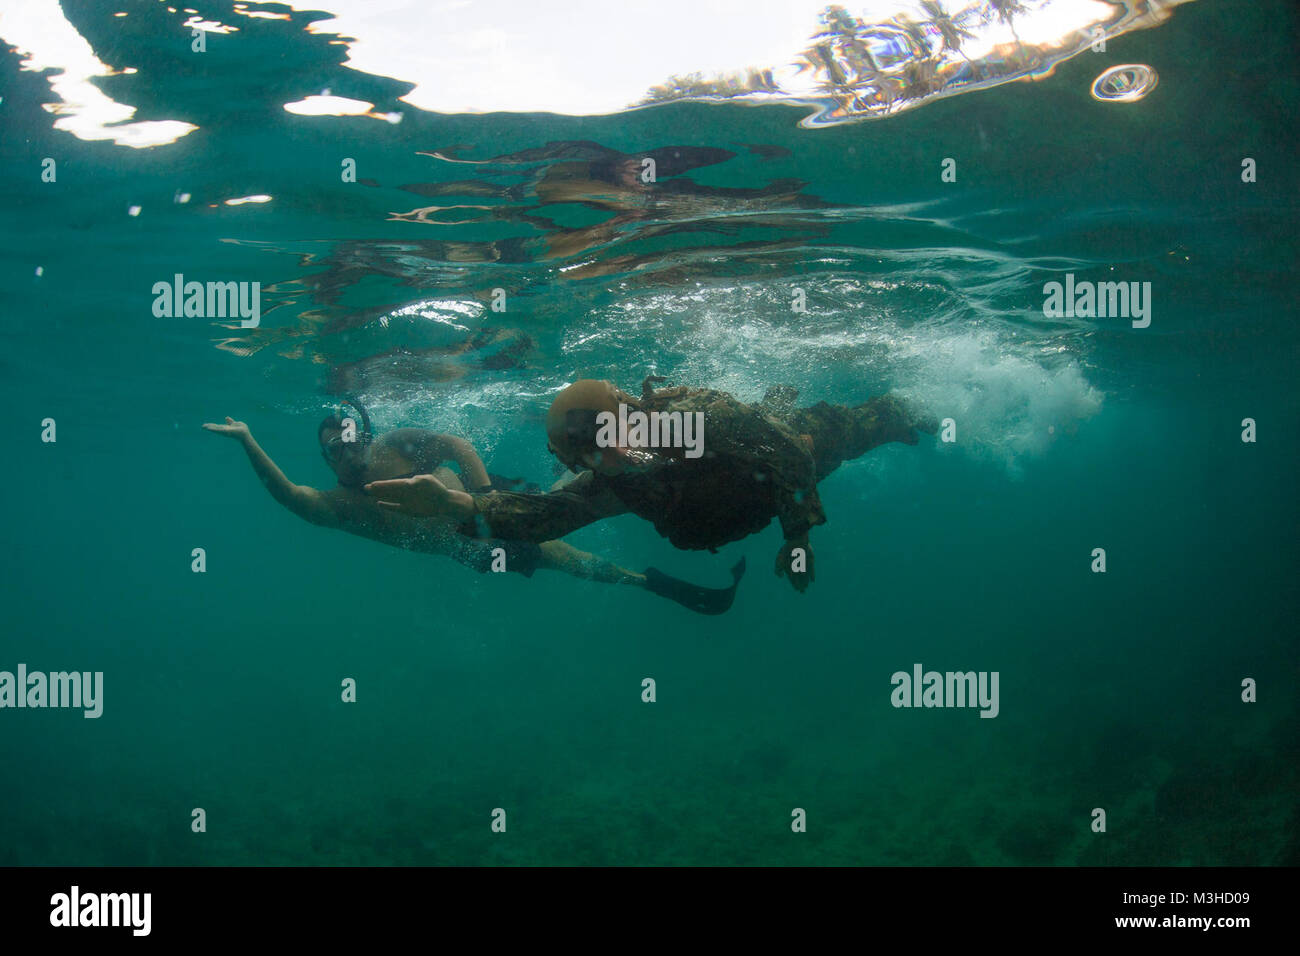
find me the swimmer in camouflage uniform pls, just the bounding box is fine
[367,377,936,593]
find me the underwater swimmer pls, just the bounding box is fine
[203,402,745,615]
[367,378,936,593]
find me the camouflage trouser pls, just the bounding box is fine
[783,395,935,482]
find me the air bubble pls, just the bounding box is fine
[1091,64,1158,103]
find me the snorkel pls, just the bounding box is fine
[342,396,372,444]
[320,396,375,488]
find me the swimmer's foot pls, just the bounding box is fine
[642,558,747,615]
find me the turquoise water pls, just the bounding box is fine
[1,0,1297,866]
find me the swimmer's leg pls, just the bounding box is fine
[537,543,748,615]
[787,396,938,481]
[536,540,643,584]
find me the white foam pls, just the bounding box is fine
[573,278,1103,477]
[895,332,1103,478]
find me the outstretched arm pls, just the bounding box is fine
[367,469,627,542]
[203,417,338,527]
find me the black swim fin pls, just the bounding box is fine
[642,558,747,615]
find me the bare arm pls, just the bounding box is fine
[435,434,492,491]
[383,428,492,491]
[203,417,339,527]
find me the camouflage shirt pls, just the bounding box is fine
[464,383,826,551]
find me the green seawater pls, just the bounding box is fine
[0,0,1297,865]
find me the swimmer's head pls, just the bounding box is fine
[545,379,655,476]
[318,413,371,486]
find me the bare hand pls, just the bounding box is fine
[203,417,250,441]
[775,537,815,593]
[365,473,460,518]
